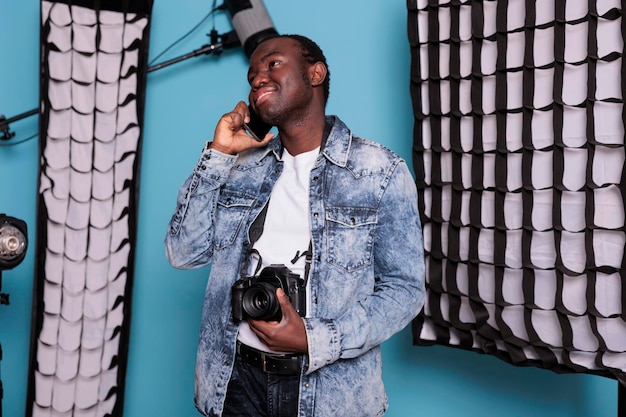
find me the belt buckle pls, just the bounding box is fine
[260,352,273,374]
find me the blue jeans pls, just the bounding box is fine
[222,352,300,417]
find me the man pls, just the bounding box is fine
[165,34,425,417]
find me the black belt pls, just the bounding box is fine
[236,341,303,376]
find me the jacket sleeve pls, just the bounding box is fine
[304,159,426,373]
[164,146,237,269]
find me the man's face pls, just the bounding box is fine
[247,37,314,126]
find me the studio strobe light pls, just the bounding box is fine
[224,0,278,57]
[0,214,27,271]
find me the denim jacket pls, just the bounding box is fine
[165,116,425,417]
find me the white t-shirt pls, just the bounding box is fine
[237,146,319,352]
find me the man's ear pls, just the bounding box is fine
[310,62,327,87]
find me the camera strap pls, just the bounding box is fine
[243,200,313,285]
[240,202,268,279]
[249,201,268,245]
[290,241,313,286]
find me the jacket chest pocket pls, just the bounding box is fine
[325,207,377,272]
[214,190,255,250]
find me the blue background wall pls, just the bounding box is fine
[0,1,619,416]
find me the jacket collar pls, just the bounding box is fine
[320,116,351,168]
[254,115,351,167]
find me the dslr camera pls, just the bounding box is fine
[231,264,306,321]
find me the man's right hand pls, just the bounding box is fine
[209,101,274,155]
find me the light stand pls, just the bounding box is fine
[0,111,37,141]
[0,215,28,417]
[0,267,8,417]
[0,270,4,417]
[0,272,8,307]
[148,29,240,72]
[0,340,3,417]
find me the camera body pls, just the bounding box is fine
[232,264,306,321]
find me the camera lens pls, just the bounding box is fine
[242,282,281,321]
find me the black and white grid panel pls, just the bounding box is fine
[27,1,152,416]
[408,0,626,382]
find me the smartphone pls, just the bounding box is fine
[243,105,272,142]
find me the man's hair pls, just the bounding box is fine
[261,34,331,105]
